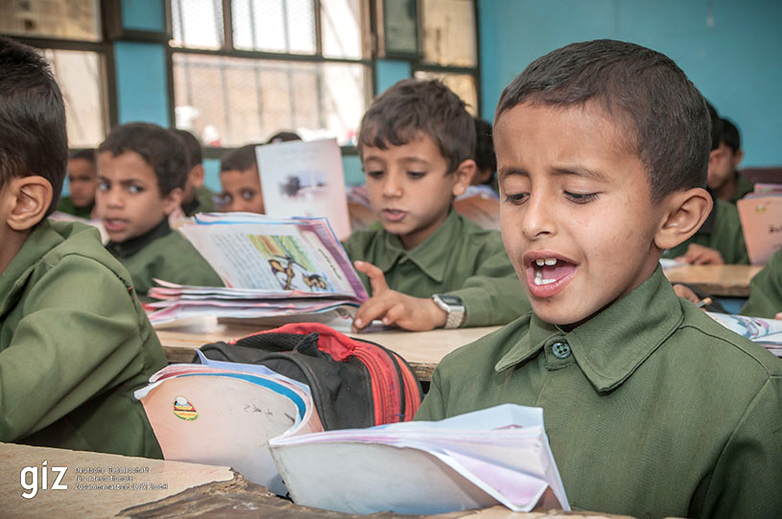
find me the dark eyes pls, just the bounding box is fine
[564,192,598,204]
[240,190,256,200]
[504,193,528,205]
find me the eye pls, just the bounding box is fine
[128,184,144,194]
[565,191,598,204]
[241,189,255,200]
[218,193,233,207]
[365,170,384,179]
[407,171,426,179]
[97,181,110,192]
[504,192,528,205]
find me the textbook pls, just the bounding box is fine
[737,193,782,264]
[706,312,782,357]
[147,212,368,325]
[255,138,351,240]
[135,359,569,515]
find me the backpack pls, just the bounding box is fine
[195,322,423,430]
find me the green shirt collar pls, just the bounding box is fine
[373,209,463,284]
[495,266,683,392]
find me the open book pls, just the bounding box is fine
[706,312,782,357]
[146,213,368,326]
[737,192,782,265]
[136,359,569,514]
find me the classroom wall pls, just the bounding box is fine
[477,0,782,167]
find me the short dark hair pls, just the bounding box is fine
[266,131,302,144]
[474,118,496,177]
[720,118,741,152]
[358,79,476,174]
[220,144,259,173]
[98,122,188,196]
[706,101,722,151]
[70,148,96,164]
[171,128,203,168]
[496,39,710,202]
[0,37,67,215]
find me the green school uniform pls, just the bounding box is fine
[662,198,749,264]
[182,185,216,216]
[56,195,94,219]
[729,173,755,204]
[0,220,165,457]
[342,210,530,327]
[740,249,782,318]
[106,219,223,301]
[416,267,782,518]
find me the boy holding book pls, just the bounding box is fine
[218,144,265,214]
[96,122,222,300]
[0,37,165,456]
[345,79,529,331]
[416,40,781,517]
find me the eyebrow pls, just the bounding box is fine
[497,167,528,182]
[552,166,610,183]
[98,175,148,186]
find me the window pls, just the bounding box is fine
[170,0,371,147]
[414,0,479,115]
[0,0,109,147]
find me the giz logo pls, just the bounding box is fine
[20,460,68,499]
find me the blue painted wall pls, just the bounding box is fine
[477,0,782,167]
[375,59,412,95]
[121,0,165,32]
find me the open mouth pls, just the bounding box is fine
[525,256,577,296]
[103,219,128,232]
[381,209,407,222]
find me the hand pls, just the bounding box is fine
[673,284,700,304]
[675,243,724,265]
[351,261,448,332]
[775,312,782,321]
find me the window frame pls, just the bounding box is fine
[164,0,375,156]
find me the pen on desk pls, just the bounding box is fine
[695,297,712,309]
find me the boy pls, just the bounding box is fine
[345,79,529,331]
[708,118,753,204]
[662,105,749,265]
[56,148,97,218]
[740,248,782,319]
[172,129,216,216]
[416,40,781,518]
[0,37,165,457]
[218,144,265,213]
[96,122,223,300]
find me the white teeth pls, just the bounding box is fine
[544,258,557,266]
[534,258,558,267]
[533,271,556,286]
[535,259,544,266]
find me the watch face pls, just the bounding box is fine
[439,295,463,306]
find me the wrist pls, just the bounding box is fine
[428,299,448,328]
[431,294,465,329]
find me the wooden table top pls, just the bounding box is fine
[1,443,627,518]
[154,317,500,381]
[663,264,762,297]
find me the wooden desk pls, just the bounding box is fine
[155,317,500,381]
[663,264,762,297]
[1,443,627,518]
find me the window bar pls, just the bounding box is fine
[314,0,323,56]
[253,61,265,138]
[248,0,258,50]
[219,60,232,144]
[175,0,187,44]
[222,0,234,49]
[211,0,222,47]
[282,0,296,129]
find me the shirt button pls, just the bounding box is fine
[552,341,571,359]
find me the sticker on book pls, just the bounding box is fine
[173,396,198,421]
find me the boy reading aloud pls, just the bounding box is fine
[96,123,223,300]
[345,79,529,331]
[416,40,781,518]
[0,37,165,456]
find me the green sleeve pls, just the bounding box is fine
[446,248,531,327]
[413,368,446,421]
[740,251,782,318]
[692,377,782,518]
[0,255,158,442]
[711,201,749,264]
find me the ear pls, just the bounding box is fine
[189,164,205,187]
[162,187,184,216]
[653,187,712,251]
[7,176,53,232]
[451,159,476,197]
[733,149,744,168]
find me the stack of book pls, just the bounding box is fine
[146,212,368,327]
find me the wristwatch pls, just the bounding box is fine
[431,294,466,329]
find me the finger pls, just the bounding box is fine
[382,303,407,326]
[354,260,389,295]
[775,312,782,321]
[352,297,393,332]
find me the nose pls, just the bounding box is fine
[520,189,554,240]
[381,170,403,198]
[104,186,123,209]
